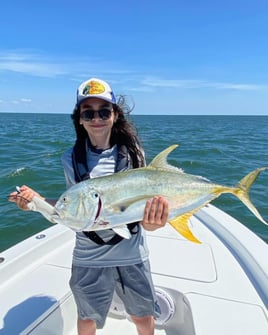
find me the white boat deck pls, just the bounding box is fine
[0,205,267,335]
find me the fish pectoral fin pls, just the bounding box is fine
[168,212,201,244]
[112,225,131,239]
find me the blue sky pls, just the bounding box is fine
[0,1,268,115]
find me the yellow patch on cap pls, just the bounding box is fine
[83,80,105,96]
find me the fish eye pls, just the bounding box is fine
[90,190,99,200]
[62,196,68,202]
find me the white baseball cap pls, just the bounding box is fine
[77,78,116,105]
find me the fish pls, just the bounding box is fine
[27,145,268,243]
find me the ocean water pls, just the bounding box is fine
[0,113,267,252]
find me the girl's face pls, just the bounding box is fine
[79,98,117,148]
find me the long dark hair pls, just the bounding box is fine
[71,95,145,168]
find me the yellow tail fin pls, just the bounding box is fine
[233,167,268,225]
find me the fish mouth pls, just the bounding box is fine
[94,197,102,222]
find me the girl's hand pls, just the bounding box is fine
[141,196,169,231]
[8,185,45,211]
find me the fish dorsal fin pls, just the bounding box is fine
[148,144,183,172]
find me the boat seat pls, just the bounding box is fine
[185,293,268,335]
[147,234,217,282]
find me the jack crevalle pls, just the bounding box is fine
[28,145,268,243]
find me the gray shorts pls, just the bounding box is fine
[69,261,160,328]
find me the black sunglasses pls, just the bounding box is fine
[80,108,113,121]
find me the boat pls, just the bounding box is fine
[0,204,267,335]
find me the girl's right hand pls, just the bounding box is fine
[8,185,45,211]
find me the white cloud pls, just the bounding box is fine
[0,50,133,79]
[0,51,70,78]
[141,76,263,91]
[20,98,32,103]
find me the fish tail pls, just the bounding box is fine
[232,167,268,225]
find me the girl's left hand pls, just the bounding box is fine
[141,196,169,231]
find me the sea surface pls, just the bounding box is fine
[0,113,268,252]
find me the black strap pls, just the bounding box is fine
[116,267,125,293]
[72,138,90,182]
[115,145,131,172]
[83,222,139,245]
[83,231,124,245]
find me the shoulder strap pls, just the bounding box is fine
[72,138,90,182]
[116,145,132,172]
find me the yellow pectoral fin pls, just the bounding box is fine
[169,212,202,244]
